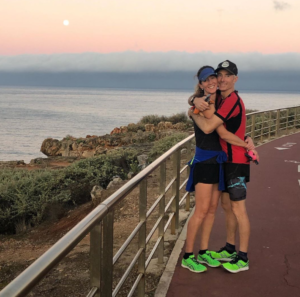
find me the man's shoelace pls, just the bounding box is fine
[229,255,240,264]
[216,246,227,253]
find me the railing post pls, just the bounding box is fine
[286,109,289,133]
[101,211,114,297]
[138,179,147,297]
[158,162,166,264]
[276,109,280,137]
[171,150,180,234]
[185,141,192,211]
[260,113,264,142]
[251,114,255,140]
[90,221,102,297]
[268,111,271,140]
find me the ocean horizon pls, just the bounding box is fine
[1,86,300,163]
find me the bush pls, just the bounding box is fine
[0,148,139,234]
[149,132,188,159]
[139,112,189,125]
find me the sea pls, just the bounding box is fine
[1,86,300,163]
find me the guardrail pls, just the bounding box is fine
[246,105,300,143]
[1,105,300,297]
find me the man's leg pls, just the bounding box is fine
[209,192,238,261]
[230,199,250,253]
[222,177,250,273]
[221,192,238,245]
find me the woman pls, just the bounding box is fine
[181,66,254,273]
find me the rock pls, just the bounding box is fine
[82,151,95,158]
[165,122,172,129]
[41,138,62,156]
[173,122,186,130]
[157,122,165,130]
[40,121,189,159]
[145,124,155,132]
[91,186,104,206]
[181,148,187,155]
[137,154,148,169]
[146,257,168,275]
[110,127,121,135]
[107,176,123,189]
[120,126,128,133]
[127,171,134,179]
[0,160,26,167]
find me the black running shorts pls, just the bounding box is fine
[193,163,220,185]
[224,177,247,201]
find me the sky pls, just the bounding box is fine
[1,0,300,54]
[1,0,300,91]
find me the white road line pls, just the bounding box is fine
[298,165,300,172]
[275,147,289,150]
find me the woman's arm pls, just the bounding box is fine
[216,125,249,148]
[202,102,216,119]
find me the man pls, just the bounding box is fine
[189,60,257,273]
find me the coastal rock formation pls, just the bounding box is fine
[40,121,189,158]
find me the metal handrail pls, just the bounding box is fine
[1,105,300,297]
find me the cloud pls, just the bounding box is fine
[273,1,291,10]
[1,51,300,73]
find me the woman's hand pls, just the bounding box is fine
[193,96,209,112]
[250,149,260,163]
[245,136,255,150]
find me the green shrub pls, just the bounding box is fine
[139,112,189,126]
[0,148,139,234]
[149,132,188,160]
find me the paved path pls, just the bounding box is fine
[166,133,300,297]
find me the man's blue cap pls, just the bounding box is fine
[198,67,217,82]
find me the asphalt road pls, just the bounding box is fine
[167,132,300,297]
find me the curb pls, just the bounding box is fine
[154,209,194,297]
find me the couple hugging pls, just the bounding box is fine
[183,60,259,274]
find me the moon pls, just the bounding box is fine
[63,20,69,26]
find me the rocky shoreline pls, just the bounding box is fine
[1,120,192,170]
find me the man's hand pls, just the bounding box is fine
[193,96,209,112]
[245,136,255,151]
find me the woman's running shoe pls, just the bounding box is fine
[197,251,221,267]
[181,255,207,273]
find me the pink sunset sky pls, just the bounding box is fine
[1,0,299,55]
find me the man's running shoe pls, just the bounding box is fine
[197,251,221,267]
[181,255,207,273]
[222,255,249,273]
[209,246,237,261]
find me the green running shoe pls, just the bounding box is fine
[209,246,237,262]
[197,251,221,267]
[222,255,249,273]
[181,255,207,273]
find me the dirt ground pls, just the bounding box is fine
[0,153,192,297]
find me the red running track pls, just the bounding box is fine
[166,132,300,297]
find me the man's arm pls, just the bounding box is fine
[189,111,223,134]
[188,96,209,110]
[216,125,251,149]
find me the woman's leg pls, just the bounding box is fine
[185,183,214,253]
[199,183,220,250]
